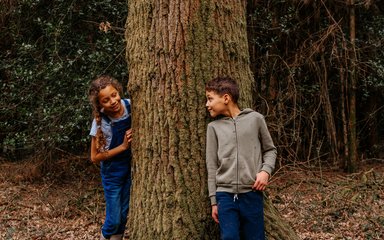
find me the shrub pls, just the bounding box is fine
[0,0,128,160]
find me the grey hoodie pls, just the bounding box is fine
[206,108,277,205]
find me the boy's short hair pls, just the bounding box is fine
[205,77,239,103]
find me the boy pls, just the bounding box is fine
[205,77,277,240]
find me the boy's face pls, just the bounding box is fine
[205,90,228,118]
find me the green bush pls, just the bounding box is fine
[0,0,128,160]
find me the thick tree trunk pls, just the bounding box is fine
[264,194,299,239]
[125,0,298,239]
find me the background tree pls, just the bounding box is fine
[125,0,297,239]
[1,1,383,175]
[347,0,358,172]
[246,0,384,172]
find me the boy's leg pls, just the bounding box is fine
[216,192,240,240]
[239,191,265,240]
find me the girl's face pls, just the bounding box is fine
[98,84,123,117]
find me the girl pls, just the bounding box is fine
[88,75,132,240]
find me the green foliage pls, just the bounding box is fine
[360,15,384,92]
[0,0,128,160]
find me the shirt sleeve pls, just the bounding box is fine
[206,124,219,205]
[89,119,97,137]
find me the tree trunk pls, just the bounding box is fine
[125,0,298,239]
[264,194,299,239]
[340,62,349,169]
[319,55,339,164]
[347,0,358,173]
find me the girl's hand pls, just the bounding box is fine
[122,128,132,149]
[252,171,269,191]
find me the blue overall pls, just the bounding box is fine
[100,99,131,238]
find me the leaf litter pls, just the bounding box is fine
[0,158,383,239]
[268,162,384,240]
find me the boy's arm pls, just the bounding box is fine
[206,124,218,205]
[211,205,219,223]
[258,117,277,175]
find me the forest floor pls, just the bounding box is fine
[268,161,384,240]
[0,157,383,240]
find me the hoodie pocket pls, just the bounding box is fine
[216,157,236,185]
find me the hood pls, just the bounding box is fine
[220,108,254,120]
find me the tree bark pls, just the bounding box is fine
[125,0,298,239]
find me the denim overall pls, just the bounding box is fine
[100,99,131,238]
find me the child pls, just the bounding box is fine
[205,77,277,240]
[88,75,132,240]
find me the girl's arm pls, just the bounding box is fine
[90,129,132,164]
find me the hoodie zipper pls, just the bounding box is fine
[233,118,239,202]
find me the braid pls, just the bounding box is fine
[94,111,107,152]
[89,75,123,152]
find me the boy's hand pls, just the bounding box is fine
[252,171,269,191]
[211,205,219,223]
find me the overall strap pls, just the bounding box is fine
[100,113,112,124]
[123,99,131,115]
[108,99,132,159]
[100,113,111,124]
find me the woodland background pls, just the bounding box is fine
[0,0,383,239]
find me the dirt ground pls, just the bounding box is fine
[0,158,383,240]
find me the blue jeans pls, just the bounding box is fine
[101,159,131,238]
[216,191,265,240]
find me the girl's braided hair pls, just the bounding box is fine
[88,75,123,152]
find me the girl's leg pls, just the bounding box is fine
[216,192,240,240]
[101,161,126,238]
[117,175,132,234]
[100,231,108,240]
[101,176,122,238]
[110,234,123,240]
